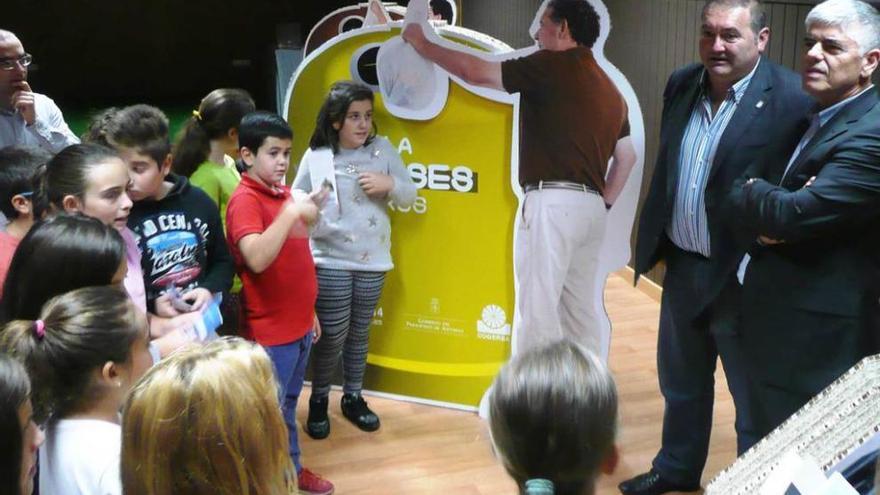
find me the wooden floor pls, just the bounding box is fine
[296,272,737,494]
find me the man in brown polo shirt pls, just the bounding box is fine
[403,0,635,355]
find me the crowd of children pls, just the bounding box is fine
[0,80,620,495]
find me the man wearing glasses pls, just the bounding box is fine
[0,30,78,152]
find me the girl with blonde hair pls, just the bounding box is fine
[121,337,296,495]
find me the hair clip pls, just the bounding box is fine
[33,320,45,339]
[192,110,203,121]
[524,479,554,494]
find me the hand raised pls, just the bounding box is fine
[402,23,427,49]
[11,81,35,125]
[287,195,319,225]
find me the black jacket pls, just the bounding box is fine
[128,173,234,311]
[634,58,813,318]
[728,88,880,400]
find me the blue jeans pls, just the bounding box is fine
[265,331,313,473]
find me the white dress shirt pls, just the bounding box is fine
[0,91,79,153]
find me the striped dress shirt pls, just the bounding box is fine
[667,61,760,257]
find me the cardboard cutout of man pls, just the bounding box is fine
[402,0,637,358]
[0,30,78,152]
[729,0,880,443]
[625,0,814,493]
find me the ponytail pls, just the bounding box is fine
[0,286,142,422]
[172,116,210,178]
[172,88,255,178]
[490,340,617,495]
[1,319,51,421]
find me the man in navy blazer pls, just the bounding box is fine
[622,1,813,493]
[729,0,880,441]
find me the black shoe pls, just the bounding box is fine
[618,470,700,495]
[341,393,380,432]
[305,395,330,439]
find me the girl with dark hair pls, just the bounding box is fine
[0,215,193,359]
[0,286,151,495]
[295,80,416,438]
[173,89,256,335]
[34,143,201,354]
[0,352,44,495]
[489,340,619,495]
[0,215,127,322]
[37,143,142,307]
[308,80,377,154]
[172,88,255,206]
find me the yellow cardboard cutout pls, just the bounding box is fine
[287,25,517,407]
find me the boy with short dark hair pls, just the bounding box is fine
[0,146,52,297]
[0,145,51,293]
[226,111,333,495]
[104,104,234,314]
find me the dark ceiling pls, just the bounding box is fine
[3,1,413,107]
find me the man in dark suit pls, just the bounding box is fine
[729,0,880,441]
[621,1,813,493]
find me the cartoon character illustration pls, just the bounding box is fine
[284,0,644,408]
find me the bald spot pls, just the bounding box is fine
[0,30,19,44]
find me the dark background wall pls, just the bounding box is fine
[3,0,365,108]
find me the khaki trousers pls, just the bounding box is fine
[513,188,607,356]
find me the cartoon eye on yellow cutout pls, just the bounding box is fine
[285,0,645,409]
[303,3,405,57]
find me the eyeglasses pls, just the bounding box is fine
[0,54,33,71]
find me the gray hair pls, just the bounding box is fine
[806,0,880,54]
[489,339,618,495]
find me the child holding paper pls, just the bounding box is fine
[226,111,333,495]
[294,80,416,439]
[101,105,234,317]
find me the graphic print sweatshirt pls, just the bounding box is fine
[127,173,234,311]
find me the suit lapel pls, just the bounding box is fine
[665,70,704,200]
[706,60,772,183]
[782,89,879,187]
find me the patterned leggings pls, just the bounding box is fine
[310,268,386,398]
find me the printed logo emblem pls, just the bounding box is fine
[477,304,510,342]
